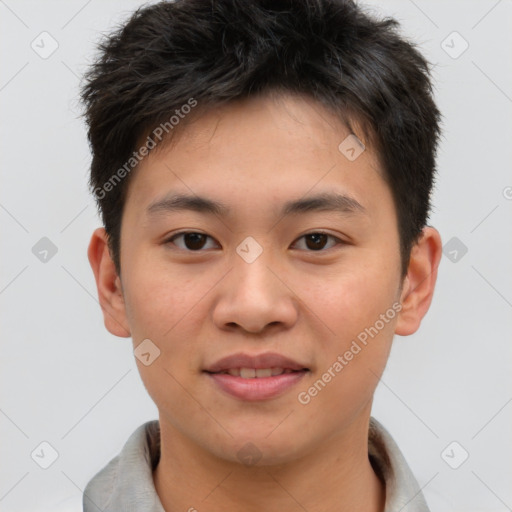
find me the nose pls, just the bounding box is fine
[211,250,299,335]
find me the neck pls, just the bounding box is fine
[153,413,385,512]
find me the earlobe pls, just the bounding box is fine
[88,227,131,338]
[395,227,442,336]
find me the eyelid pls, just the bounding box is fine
[165,230,219,250]
[290,231,346,251]
[164,230,347,252]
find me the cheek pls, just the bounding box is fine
[302,255,400,340]
[296,252,399,403]
[123,258,209,341]
[122,270,206,409]
[127,272,202,419]
[298,307,396,431]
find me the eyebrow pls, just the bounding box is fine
[146,192,367,219]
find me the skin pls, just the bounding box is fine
[88,92,442,512]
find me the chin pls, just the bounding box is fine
[209,433,308,467]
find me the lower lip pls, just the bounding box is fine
[206,371,308,401]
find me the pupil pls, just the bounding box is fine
[182,233,327,251]
[307,233,326,250]
[185,233,206,250]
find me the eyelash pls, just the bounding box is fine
[163,231,346,252]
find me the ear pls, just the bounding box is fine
[87,227,131,337]
[395,226,442,336]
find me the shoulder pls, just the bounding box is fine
[368,417,431,512]
[83,420,162,512]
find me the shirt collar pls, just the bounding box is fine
[368,417,431,511]
[83,417,430,512]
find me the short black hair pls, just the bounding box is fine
[81,0,442,278]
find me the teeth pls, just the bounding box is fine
[222,367,290,378]
[255,368,272,378]
[240,368,256,378]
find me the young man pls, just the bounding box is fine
[82,0,443,510]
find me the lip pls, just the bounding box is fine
[203,352,309,373]
[203,352,310,401]
[207,371,308,401]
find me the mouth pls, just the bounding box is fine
[203,352,310,401]
[205,367,307,378]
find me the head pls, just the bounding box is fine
[84,0,442,465]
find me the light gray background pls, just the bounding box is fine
[1,1,511,511]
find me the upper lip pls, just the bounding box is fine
[204,352,309,373]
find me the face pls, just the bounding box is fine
[102,93,410,464]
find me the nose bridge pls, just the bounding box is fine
[212,239,297,333]
[232,240,278,299]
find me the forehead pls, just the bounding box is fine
[154,92,372,159]
[124,92,386,216]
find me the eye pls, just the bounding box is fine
[164,231,345,252]
[291,232,345,251]
[165,231,219,251]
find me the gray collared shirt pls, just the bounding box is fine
[83,417,430,511]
